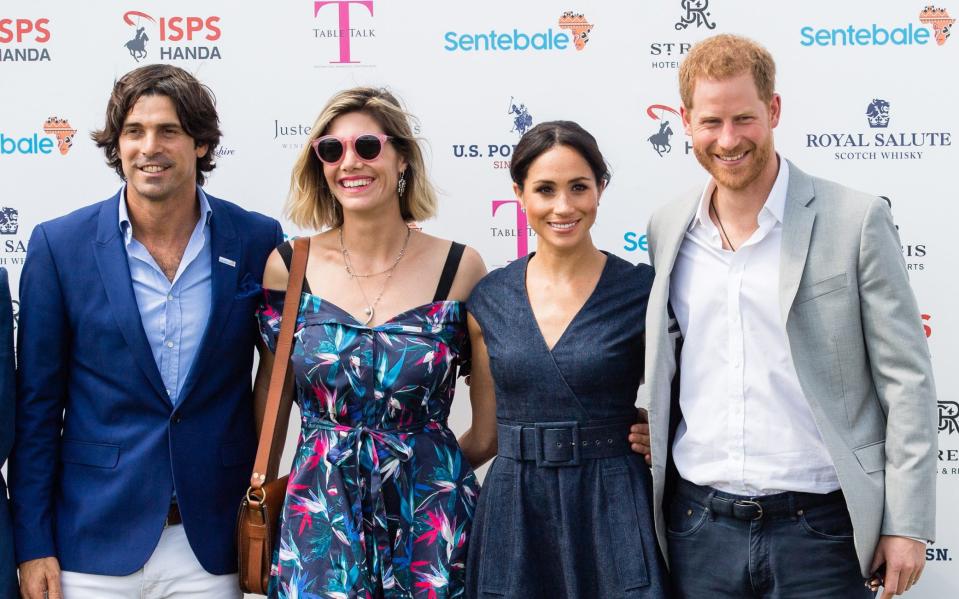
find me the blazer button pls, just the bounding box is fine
[173,415,182,424]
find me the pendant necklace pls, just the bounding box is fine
[339,226,412,325]
[709,196,736,252]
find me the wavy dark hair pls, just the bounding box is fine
[92,64,221,185]
[509,120,610,191]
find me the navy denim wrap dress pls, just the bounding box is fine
[465,252,668,599]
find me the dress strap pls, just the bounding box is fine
[432,242,465,302]
[277,240,312,294]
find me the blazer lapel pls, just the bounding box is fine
[177,197,239,404]
[779,161,817,324]
[93,193,169,403]
[656,193,700,280]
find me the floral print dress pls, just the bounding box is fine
[258,290,478,599]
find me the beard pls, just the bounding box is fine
[693,136,772,191]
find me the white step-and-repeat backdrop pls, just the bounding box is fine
[2,1,956,595]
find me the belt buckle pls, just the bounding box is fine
[736,499,764,520]
[534,421,580,467]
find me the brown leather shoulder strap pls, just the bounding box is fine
[250,236,309,490]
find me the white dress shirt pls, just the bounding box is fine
[670,160,841,496]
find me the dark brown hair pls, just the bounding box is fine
[509,121,610,191]
[92,64,221,185]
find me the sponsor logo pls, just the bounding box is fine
[646,104,692,158]
[622,232,649,253]
[313,0,375,65]
[805,98,951,160]
[451,97,534,170]
[675,0,716,31]
[445,11,594,53]
[800,4,953,47]
[0,207,18,235]
[881,197,928,272]
[273,119,313,151]
[120,10,222,62]
[939,401,959,434]
[0,206,28,268]
[650,1,719,69]
[213,146,235,159]
[926,545,952,561]
[490,199,536,264]
[0,18,51,62]
[1,116,76,156]
[922,313,932,338]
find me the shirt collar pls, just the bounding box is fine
[690,155,790,232]
[118,185,213,245]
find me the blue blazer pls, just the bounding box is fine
[9,191,283,575]
[0,269,18,596]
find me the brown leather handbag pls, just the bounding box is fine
[237,236,309,594]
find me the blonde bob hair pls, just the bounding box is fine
[286,87,438,230]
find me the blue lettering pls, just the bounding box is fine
[444,27,573,52]
[800,26,814,46]
[555,31,569,50]
[623,232,649,252]
[443,31,457,51]
[802,22,935,47]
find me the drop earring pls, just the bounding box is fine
[397,172,407,197]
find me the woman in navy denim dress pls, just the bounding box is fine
[460,121,669,598]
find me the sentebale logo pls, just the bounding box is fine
[800,4,953,47]
[445,11,594,52]
[1,116,76,156]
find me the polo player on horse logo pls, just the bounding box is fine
[124,27,149,62]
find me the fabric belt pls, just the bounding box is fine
[164,502,182,527]
[676,478,847,521]
[496,419,633,467]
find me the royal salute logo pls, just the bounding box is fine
[800,4,954,47]
[120,10,222,62]
[0,208,18,235]
[444,11,595,53]
[313,0,375,65]
[0,206,27,267]
[646,104,692,158]
[1,116,76,156]
[805,98,951,160]
[865,99,890,128]
[0,17,51,62]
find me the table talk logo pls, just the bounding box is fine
[120,10,222,62]
[0,18,51,62]
[490,199,536,264]
[444,11,594,53]
[1,116,76,156]
[800,4,954,47]
[805,98,951,160]
[313,0,375,66]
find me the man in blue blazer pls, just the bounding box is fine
[9,65,282,598]
[0,268,18,598]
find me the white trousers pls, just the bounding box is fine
[59,525,242,599]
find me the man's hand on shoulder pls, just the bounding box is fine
[870,535,926,598]
[19,556,62,599]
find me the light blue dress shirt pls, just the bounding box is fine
[119,186,213,405]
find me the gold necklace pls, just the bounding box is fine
[338,226,412,325]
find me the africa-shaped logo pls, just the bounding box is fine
[676,0,716,31]
[508,97,533,136]
[558,11,594,50]
[865,99,890,128]
[919,5,954,45]
[647,105,681,157]
[42,116,77,155]
[123,11,155,62]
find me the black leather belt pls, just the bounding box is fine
[165,502,182,527]
[676,478,846,521]
[496,420,632,467]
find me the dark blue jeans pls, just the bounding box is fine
[667,479,876,598]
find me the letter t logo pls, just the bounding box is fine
[314,1,374,64]
[492,199,530,260]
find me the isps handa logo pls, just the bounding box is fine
[445,11,594,53]
[645,104,692,158]
[800,4,954,48]
[313,1,376,66]
[804,98,951,161]
[120,11,221,62]
[1,116,76,157]
[0,18,52,62]
[451,96,535,170]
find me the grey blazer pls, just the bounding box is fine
[644,160,937,577]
